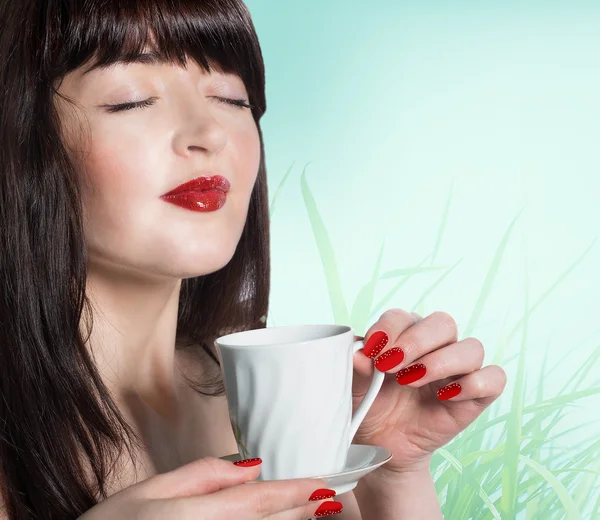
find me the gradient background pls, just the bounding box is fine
[244,1,600,518]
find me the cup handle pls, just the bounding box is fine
[348,339,386,446]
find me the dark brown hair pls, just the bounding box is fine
[0,0,270,517]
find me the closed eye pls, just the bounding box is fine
[103,96,254,113]
[214,97,254,110]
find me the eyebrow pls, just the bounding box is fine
[82,51,167,75]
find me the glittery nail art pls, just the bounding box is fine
[309,488,337,501]
[232,458,262,467]
[396,363,427,385]
[374,347,405,372]
[363,330,388,358]
[314,501,343,517]
[437,382,462,400]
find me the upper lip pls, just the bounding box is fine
[161,175,231,197]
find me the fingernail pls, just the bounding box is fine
[437,382,462,400]
[363,331,388,358]
[374,347,405,372]
[233,458,262,467]
[309,488,337,501]
[396,363,427,385]
[314,501,343,516]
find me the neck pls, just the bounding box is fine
[81,255,185,421]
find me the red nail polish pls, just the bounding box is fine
[396,363,427,385]
[374,347,405,372]
[437,382,462,400]
[310,488,337,501]
[233,458,262,467]
[314,501,343,516]
[363,331,388,358]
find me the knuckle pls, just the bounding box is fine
[380,307,410,321]
[410,312,422,323]
[197,457,221,480]
[432,358,446,375]
[465,337,485,362]
[433,311,457,331]
[253,487,274,515]
[400,337,421,357]
[253,480,307,516]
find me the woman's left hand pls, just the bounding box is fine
[352,309,507,475]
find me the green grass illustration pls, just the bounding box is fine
[270,161,600,519]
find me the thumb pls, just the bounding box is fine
[137,456,262,500]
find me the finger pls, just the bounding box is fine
[139,456,262,500]
[351,310,418,395]
[372,311,459,374]
[435,365,507,405]
[352,311,424,395]
[394,337,484,387]
[181,477,339,519]
[362,309,420,359]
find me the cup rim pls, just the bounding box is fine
[214,323,352,349]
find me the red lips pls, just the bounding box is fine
[161,175,230,197]
[160,175,230,212]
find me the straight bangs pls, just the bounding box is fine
[49,0,266,118]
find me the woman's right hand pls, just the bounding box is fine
[77,456,342,519]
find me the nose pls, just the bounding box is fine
[172,102,228,158]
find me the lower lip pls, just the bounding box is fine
[160,190,227,212]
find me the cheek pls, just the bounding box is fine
[232,121,261,187]
[78,134,163,242]
[82,121,168,198]
[229,127,261,232]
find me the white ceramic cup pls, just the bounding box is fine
[214,324,385,481]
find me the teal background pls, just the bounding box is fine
[245,1,600,518]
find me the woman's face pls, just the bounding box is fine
[55,53,261,280]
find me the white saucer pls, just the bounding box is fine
[219,444,392,495]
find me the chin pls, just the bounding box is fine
[185,245,239,277]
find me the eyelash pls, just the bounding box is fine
[105,96,254,113]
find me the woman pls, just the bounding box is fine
[0,0,506,518]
